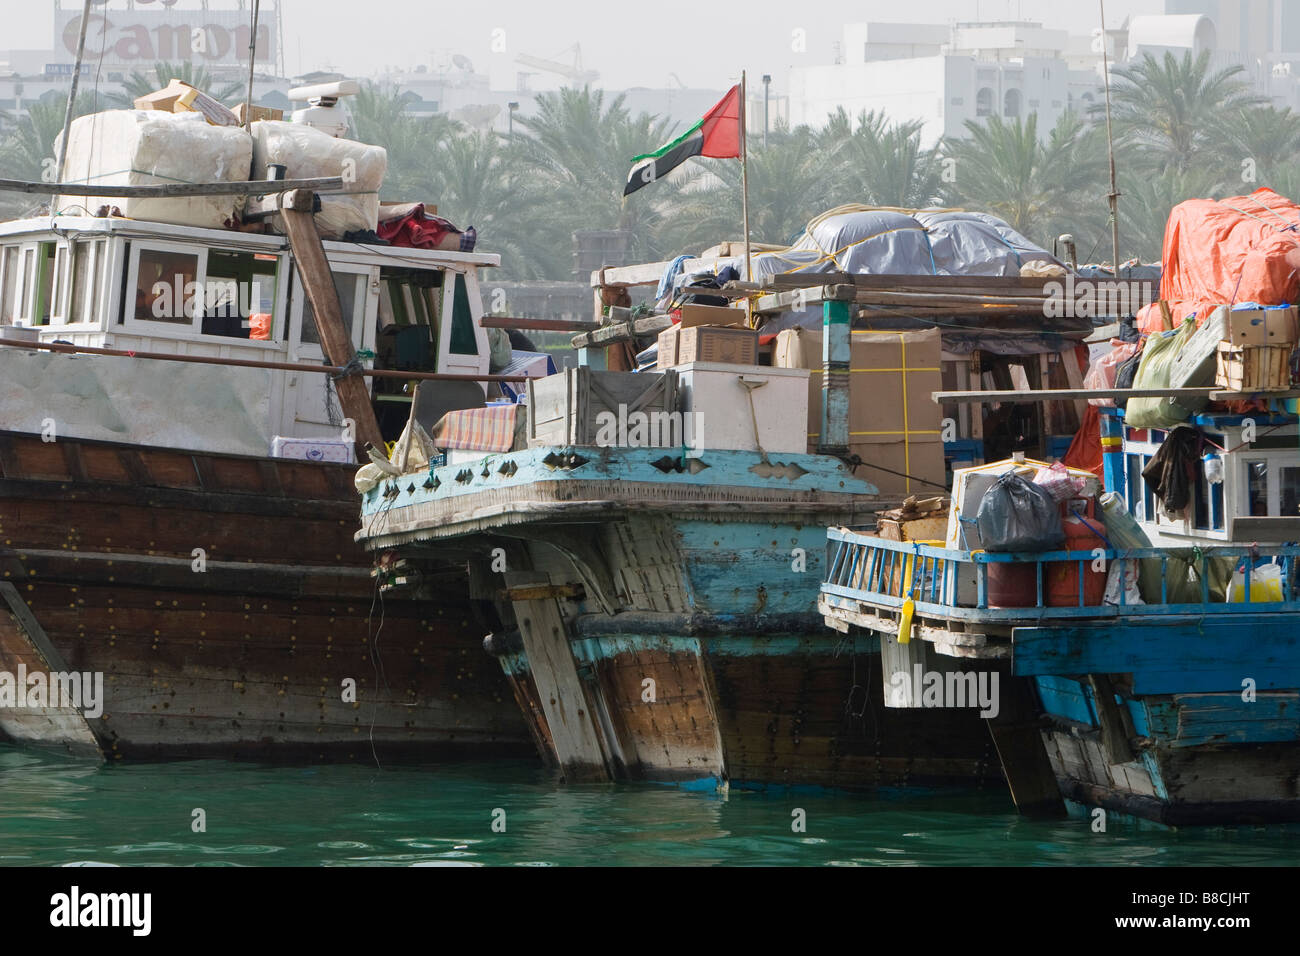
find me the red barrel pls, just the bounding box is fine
[987,562,1038,608]
[1047,514,1106,608]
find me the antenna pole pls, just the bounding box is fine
[741,71,752,284]
[55,0,93,192]
[1099,0,1122,276]
[244,0,262,130]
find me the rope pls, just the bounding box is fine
[841,453,949,490]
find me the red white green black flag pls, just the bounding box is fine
[624,84,742,196]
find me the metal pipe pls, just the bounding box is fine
[0,337,528,382]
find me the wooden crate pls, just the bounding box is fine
[1215,342,1293,391]
[526,367,680,447]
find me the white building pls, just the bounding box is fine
[787,11,1300,145]
[789,21,1070,145]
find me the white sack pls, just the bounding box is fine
[56,110,252,228]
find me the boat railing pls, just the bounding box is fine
[823,526,1300,623]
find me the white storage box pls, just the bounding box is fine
[675,362,810,454]
[271,436,355,464]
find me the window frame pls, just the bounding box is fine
[122,239,286,347]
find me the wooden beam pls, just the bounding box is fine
[935,387,1221,404]
[0,177,346,197]
[480,316,601,333]
[591,257,729,288]
[570,313,673,349]
[986,676,1067,818]
[279,189,384,452]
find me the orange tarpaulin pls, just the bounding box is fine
[1137,187,1300,333]
[1061,404,1104,479]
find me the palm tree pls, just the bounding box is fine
[1213,105,1300,189]
[105,62,245,108]
[662,122,833,254]
[941,112,1111,254]
[817,107,945,208]
[1108,51,1265,175]
[434,131,568,279]
[1118,166,1226,263]
[0,92,99,182]
[514,87,681,264]
[347,83,462,201]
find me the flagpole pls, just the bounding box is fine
[740,70,753,286]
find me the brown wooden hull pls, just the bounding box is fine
[487,628,1006,792]
[0,430,531,760]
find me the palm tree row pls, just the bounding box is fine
[344,51,1298,278]
[3,51,1297,275]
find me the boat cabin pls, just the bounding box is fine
[0,214,500,451]
[1107,408,1300,546]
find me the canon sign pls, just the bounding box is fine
[58,11,275,67]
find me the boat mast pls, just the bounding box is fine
[244,0,262,130]
[55,0,93,199]
[1099,0,1123,276]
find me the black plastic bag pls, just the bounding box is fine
[976,472,1066,552]
[1113,349,1143,410]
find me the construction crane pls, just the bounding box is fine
[514,44,599,87]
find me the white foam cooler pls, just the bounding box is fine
[674,363,810,454]
[271,436,355,463]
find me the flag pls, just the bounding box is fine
[624,84,741,196]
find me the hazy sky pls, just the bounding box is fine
[9,0,1168,90]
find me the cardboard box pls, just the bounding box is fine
[235,102,285,125]
[1225,307,1298,346]
[849,439,946,497]
[134,79,239,126]
[1267,305,1299,344]
[774,324,944,447]
[679,303,744,328]
[658,325,757,368]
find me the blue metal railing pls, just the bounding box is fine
[822,527,1300,623]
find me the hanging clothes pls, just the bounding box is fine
[1141,424,1203,517]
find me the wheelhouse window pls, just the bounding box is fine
[1244,459,1269,517]
[31,242,56,325]
[126,241,283,340]
[133,247,202,324]
[0,246,16,322]
[300,271,363,346]
[49,239,105,325]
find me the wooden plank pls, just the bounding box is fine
[1013,621,1300,695]
[935,386,1219,403]
[505,570,611,781]
[570,313,672,349]
[1088,674,1137,764]
[279,189,385,453]
[480,316,601,333]
[986,675,1067,817]
[1,177,345,197]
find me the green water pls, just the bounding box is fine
[1,745,1297,866]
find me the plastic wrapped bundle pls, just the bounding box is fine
[55,110,252,228]
[250,121,387,239]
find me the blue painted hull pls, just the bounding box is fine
[1019,617,1300,825]
[359,447,1006,791]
